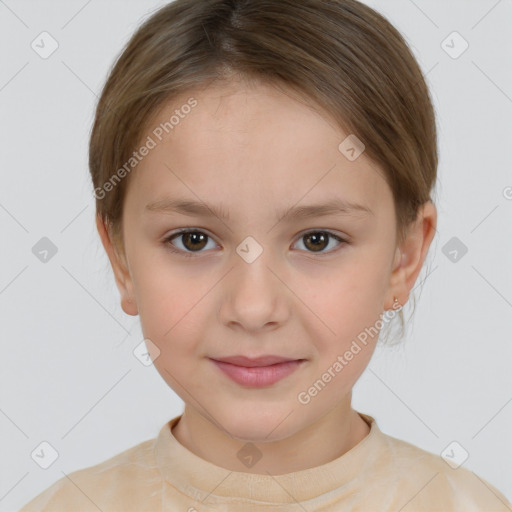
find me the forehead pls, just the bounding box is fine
[126,79,392,220]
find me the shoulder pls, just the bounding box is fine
[371,424,511,511]
[18,436,161,512]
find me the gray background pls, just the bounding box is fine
[1,0,511,510]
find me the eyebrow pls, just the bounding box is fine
[145,196,374,223]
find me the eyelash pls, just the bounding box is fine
[162,229,348,258]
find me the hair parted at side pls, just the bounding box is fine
[89,0,438,344]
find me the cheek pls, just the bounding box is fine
[128,250,206,346]
[135,271,203,380]
[297,268,386,404]
[307,259,389,354]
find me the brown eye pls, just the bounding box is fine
[165,230,217,256]
[180,232,208,251]
[303,232,329,252]
[294,231,346,254]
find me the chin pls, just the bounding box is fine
[217,404,300,443]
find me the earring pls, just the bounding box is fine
[393,296,402,310]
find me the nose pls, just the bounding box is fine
[218,251,290,333]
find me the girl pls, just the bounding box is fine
[20,0,511,510]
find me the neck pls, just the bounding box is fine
[171,399,370,475]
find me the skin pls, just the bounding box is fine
[97,76,437,475]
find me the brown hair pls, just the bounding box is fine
[89,0,438,343]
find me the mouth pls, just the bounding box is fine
[209,355,306,387]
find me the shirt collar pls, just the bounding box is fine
[154,411,384,504]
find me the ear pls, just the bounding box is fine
[95,214,138,316]
[386,200,437,309]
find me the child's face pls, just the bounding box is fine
[105,78,405,441]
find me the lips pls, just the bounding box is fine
[209,355,305,387]
[211,355,303,367]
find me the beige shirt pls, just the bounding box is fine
[19,413,511,512]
